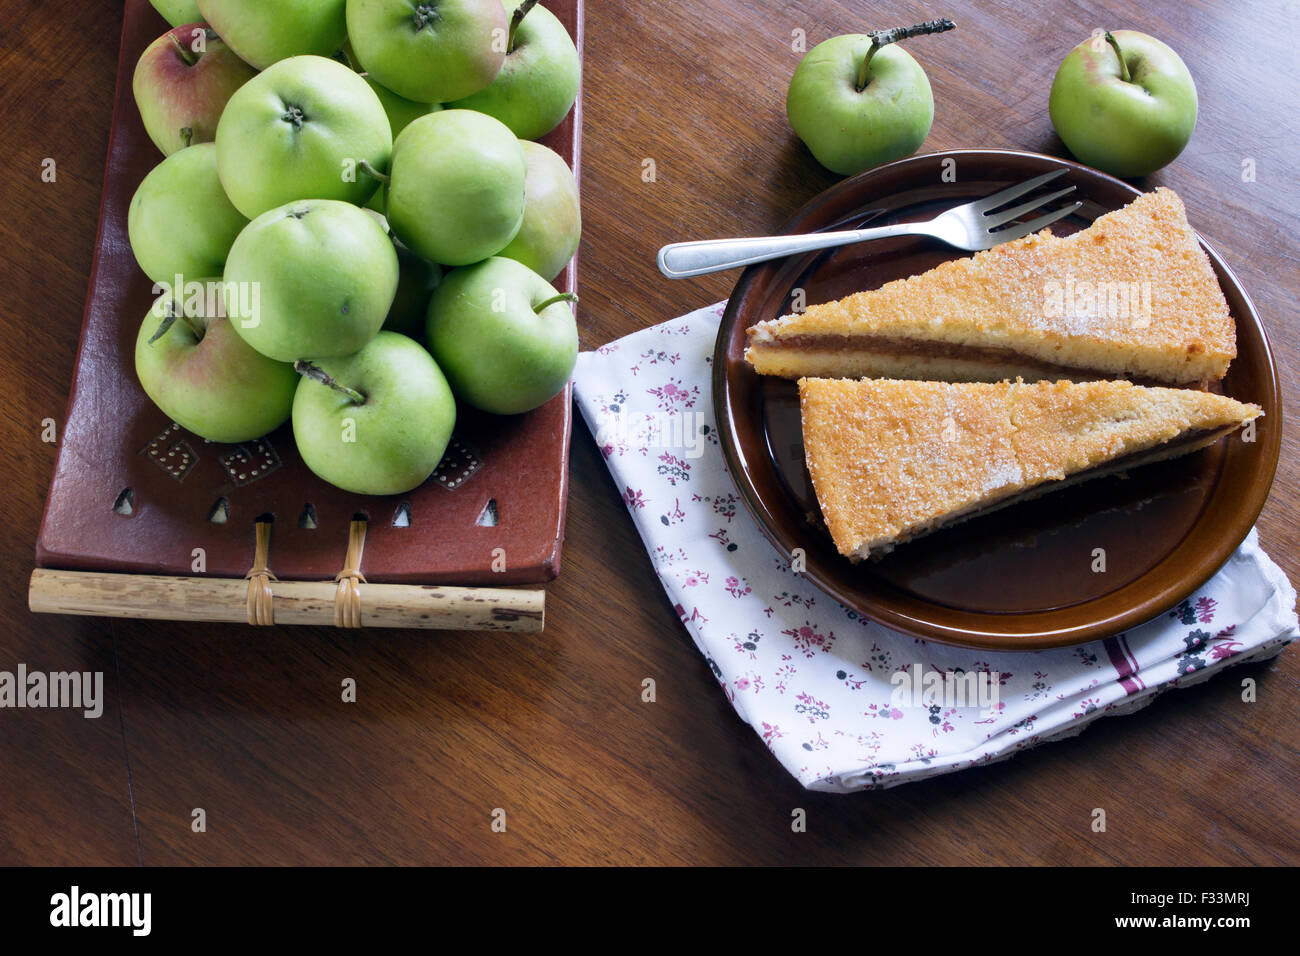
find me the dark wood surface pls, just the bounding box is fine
[1,0,1296,866]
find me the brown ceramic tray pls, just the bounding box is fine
[715,149,1282,651]
[36,0,584,587]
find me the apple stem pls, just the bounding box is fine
[533,292,578,314]
[294,360,367,405]
[1104,31,1133,83]
[148,299,201,345]
[855,18,955,92]
[358,159,390,185]
[508,0,540,53]
[147,312,177,345]
[169,32,198,67]
[179,126,193,148]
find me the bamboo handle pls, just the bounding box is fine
[28,569,544,632]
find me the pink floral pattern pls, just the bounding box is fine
[795,692,831,722]
[646,378,699,410]
[724,576,752,599]
[659,498,686,526]
[630,348,681,375]
[656,452,690,485]
[783,621,836,659]
[692,491,739,521]
[573,301,1300,792]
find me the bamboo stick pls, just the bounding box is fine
[28,569,545,632]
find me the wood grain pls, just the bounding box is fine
[28,570,546,631]
[1,0,1296,866]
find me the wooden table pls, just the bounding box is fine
[2,0,1296,866]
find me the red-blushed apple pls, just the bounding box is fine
[291,332,457,495]
[224,199,399,363]
[148,1,202,28]
[498,140,580,282]
[426,256,577,415]
[135,285,298,443]
[133,23,257,156]
[346,0,507,103]
[1049,30,1197,178]
[127,142,248,288]
[195,0,347,70]
[449,0,579,140]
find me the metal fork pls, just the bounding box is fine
[656,168,1081,279]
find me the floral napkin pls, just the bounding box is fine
[572,302,1298,791]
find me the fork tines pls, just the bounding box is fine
[979,169,1080,238]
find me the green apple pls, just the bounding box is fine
[385,249,442,338]
[426,256,577,414]
[363,210,442,337]
[448,0,579,140]
[127,142,248,288]
[359,76,440,211]
[133,24,257,156]
[135,284,298,443]
[497,141,580,281]
[345,0,507,103]
[194,0,347,69]
[292,331,457,495]
[215,55,392,219]
[386,109,526,265]
[1049,30,1197,178]
[224,199,399,362]
[147,0,202,27]
[363,75,443,138]
[787,22,953,176]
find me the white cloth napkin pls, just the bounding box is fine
[572,302,1298,792]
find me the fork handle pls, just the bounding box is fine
[657,223,917,278]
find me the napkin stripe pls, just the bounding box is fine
[1103,635,1146,695]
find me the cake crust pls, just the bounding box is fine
[798,377,1261,559]
[749,189,1236,386]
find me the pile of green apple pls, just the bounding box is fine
[131,0,582,495]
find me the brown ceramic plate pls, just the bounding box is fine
[715,149,1282,651]
[35,0,584,586]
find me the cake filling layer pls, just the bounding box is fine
[752,333,1118,380]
